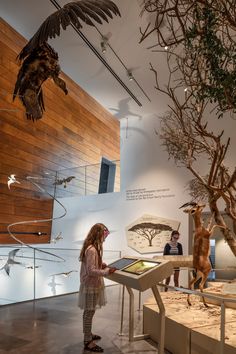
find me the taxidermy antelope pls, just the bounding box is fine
[180,202,225,307]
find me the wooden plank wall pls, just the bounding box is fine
[0,18,120,244]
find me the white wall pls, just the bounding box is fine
[51,114,192,290]
[2,111,236,303]
[215,238,236,280]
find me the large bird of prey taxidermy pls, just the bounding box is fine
[13,0,121,121]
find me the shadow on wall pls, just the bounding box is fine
[109,97,142,119]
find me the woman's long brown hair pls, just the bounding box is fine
[79,223,107,267]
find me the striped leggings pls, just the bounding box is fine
[83,309,95,342]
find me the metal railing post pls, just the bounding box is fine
[85,166,87,195]
[117,250,125,335]
[118,285,125,336]
[138,291,142,311]
[33,248,36,300]
[220,301,225,354]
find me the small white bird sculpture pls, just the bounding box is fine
[51,232,63,244]
[7,174,20,189]
[50,270,78,278]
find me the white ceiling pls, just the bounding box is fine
[0,0,168,122]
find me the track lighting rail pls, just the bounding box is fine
[50,0,142,107]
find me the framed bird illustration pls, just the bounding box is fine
[13,0,121,121]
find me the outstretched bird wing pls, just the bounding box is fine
[50,270,78,276]
[65,176,76,182]
[0,249,21,276]
[0,263,10,276]
[8,248,21,265]
[18,0,121,60]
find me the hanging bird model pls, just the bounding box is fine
[13,0,121,121]
[50,270,78,277]
[53,175,76,188]
[0,249,22,276]
[7,174,20,189]
[51,232,63,243]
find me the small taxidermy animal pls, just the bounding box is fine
[13,0,121,121]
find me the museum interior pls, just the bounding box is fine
[0,1,236,353]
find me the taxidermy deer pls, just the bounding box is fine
[180,202,225,307]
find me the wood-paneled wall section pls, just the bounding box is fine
[0,18,120,244]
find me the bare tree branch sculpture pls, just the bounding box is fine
[140,1,236,48]
[140,1,236,256]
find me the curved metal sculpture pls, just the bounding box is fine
[6,175,69,263]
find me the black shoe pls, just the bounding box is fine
[84,340,104,352]
[92,334,102,341]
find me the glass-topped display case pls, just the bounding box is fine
[122,260,160,275]
[107,256,173,291]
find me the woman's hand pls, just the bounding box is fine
[108,267,116,274]
[102,262,107,269]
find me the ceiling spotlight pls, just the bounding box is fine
[164,46,169,51]
[100,36,108,54]
[127,70,134,82]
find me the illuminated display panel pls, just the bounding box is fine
[122,260,160,275]
[108,257,138,270]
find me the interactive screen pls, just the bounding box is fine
[122,260,160,275]
[108,257,138,270]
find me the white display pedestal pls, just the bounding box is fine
[106,256,173,354]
